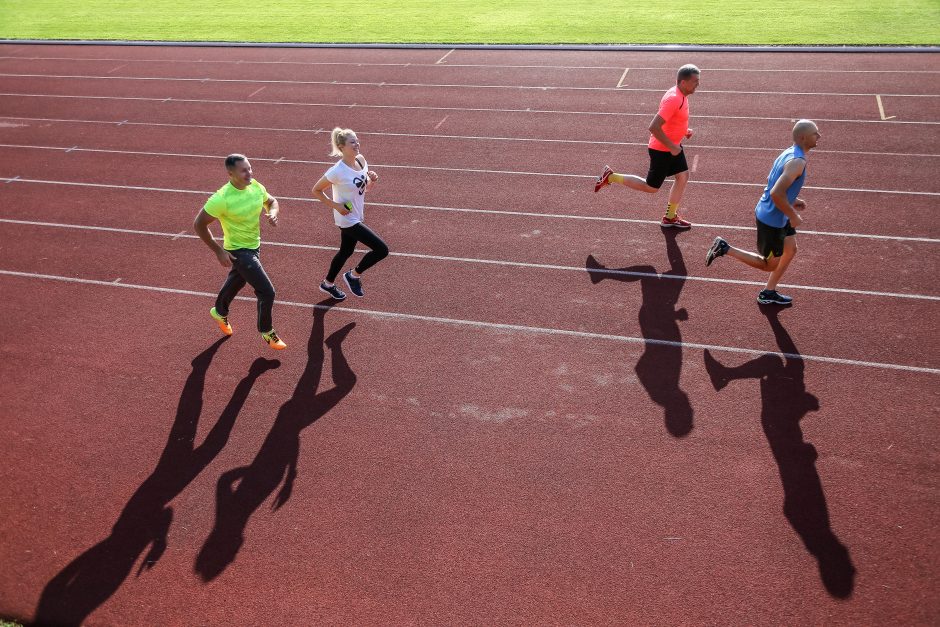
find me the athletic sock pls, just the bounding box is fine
[323,280,334,287]
[665,202,679,220]
[609,173,625,185]
[349,270,360,279]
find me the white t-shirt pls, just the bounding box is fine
[324,156,368,228]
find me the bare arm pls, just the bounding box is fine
[769,159,806,227]
[649,114,681,155]
[193,209,233,267]
[312,175,351,214]
[264,194,279,226]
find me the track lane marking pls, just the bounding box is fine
[1,217,937,301]
[0,268,936,374]
[2,114,937,157]
[436,49,455,64]
[616,68,630,88]
[1,178,938,243]
[1,92,936,126]
[2,144,937,196]
[1,72,938,98]
[3,55,939,74]
[876,95,897,120]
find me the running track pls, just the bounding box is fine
[0,44,937,626]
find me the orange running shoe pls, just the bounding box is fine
[209,307,233,336]
[261,329,287,350]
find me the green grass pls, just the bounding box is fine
[1,0,938,45]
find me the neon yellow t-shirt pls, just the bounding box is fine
[203,179,269,250]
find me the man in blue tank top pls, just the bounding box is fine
[704,120,821,305]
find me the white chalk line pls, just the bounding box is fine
[3,55,940,74]
[2,114,934,158]
[1,72,938,99]
[1,177,938,244]
[0,268,935,374]
[2,217,937,301]
[2,55,939,74]
[1,143,937,196]
[1,92,936,126]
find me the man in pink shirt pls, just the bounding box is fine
[594,64,701,228]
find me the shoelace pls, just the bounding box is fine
[266,331,281,343]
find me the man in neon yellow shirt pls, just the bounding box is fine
[194,154,286,350]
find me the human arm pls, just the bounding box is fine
[312,175,351,214]
[769,159,806,228]
[649,114,681,155]
[193,208,233,267]
[264,194,279,226]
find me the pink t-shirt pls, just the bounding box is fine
[648,86,690,152]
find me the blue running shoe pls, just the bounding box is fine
[343,270,364,297]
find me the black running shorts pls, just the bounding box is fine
[645,147,689,189]
[756,218,797,259]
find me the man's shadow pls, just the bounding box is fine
[195,300,357,581]
[34,338,280,626]
[703,308,856,598]
[586,228,693,437]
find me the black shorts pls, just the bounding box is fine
[756,218,797,259]
[646,147,689,189]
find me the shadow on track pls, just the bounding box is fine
[704,307,856,598]
[34,337,279,626]
[586,228,693,437]
[195,300,356,581]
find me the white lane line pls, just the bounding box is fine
[616,68,630,88]
[691,154,699,173]
[436,49,455,64]
[1,217,937,302]
[247,86,266,99]
[1,73,938,98]
[2,92,936,126]
[106,64,127,74]
[2,178,939,244]
[3,143,938,196]
[3,55,939,74]
[0,268,936,374]
[3,114,937,157]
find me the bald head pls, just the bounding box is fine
[792,119,818,142]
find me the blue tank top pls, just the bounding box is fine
[755,145,806,228]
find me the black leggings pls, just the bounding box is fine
[216,248,275,333]
[326,222,389,282]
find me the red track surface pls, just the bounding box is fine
[0,45,938,625]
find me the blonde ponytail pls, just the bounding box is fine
[330,127,356,157]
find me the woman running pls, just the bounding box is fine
[312,127,389,300]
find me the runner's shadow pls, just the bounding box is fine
[33,338,280,626]
[195,300,356,582]
[586,228,693,437]
[703,308,856,598]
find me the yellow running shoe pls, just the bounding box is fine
[261,329,287,350]
[209,307,233,336]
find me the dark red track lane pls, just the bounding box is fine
[3,93,937,155]
[1,222,935,370]
[0,44,938,626]
[2,147,938,241]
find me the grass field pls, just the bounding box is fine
[1,0,938,45]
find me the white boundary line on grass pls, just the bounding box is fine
[1,72,938,98]
[1,178,938,244]
[1,268,937,374]
[1,92,937,126]
[2,55,940,74]
[3,217,938,301]
[2,115,937,158]
[1,143,938,196]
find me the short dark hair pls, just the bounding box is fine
[677,64,700,82]
[225,153,247,170]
